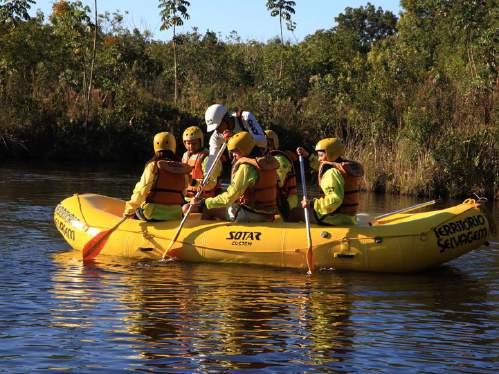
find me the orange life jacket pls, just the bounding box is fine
[318,159,364,215]
[146,160,191,205]
[182,151,217,198]
[270,150,298,198]
[232,154,279,214]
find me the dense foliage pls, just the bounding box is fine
[0,0,497,198]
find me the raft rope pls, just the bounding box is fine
[116,199,487,251]
[75,193,90,231]
[472,195,497,236]
[70,196,489,254]
[340,199,485,245]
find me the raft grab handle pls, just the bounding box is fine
[369,200,436,226]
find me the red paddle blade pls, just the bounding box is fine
[82,230,111,260]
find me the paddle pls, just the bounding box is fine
[161,141,227,260]
[82,215,128,260]
[299,155,314,274]
[369,200,436,226]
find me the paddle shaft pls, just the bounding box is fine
[369,200,436,225]
[299,155,314,274]
[161,142,227,260]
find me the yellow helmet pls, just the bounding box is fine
[264,129,279,149]
[182,126,204,148]
[227,131,255,156]
[153,132,176,153]
[315,138,345,161]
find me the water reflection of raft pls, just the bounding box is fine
[54,193,491,273]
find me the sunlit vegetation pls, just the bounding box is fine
[0,0,496,198]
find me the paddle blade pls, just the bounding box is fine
[306,247,314,274]
[161,239,176,261]
[82,230,111,260]
[82,216,128,261]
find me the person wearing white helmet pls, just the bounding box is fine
[204,104,267,170]
[184,131,279,222]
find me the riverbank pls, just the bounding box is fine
[1,2,496,199]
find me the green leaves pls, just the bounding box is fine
[0,1,497,198]
[266,0,296,43]
[0,0,35,27]
[335,3,397,53]
[158,0,190,31]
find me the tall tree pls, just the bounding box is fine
[0,0,35,27]
[335,2,397,53]
[84,0,98,134]
[158,0,190,105]
[266,0,296,45]
[266,0,296,79]
[50,1,92,97]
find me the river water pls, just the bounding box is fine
[0,162,497,372]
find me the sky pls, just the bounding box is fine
[32,0,402,42]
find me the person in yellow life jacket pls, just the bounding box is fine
[124,132,191,221]
[181,125,222,201]
[297,138,364,226]
[264,129,300,221]
[184,131,279,222]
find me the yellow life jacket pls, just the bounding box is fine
[146,160,191,205]
[232,154,279,214]
[270,150,298,198]
[318,159,364,215]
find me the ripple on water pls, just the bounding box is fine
[0,164,498,372]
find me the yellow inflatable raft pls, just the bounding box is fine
[54,193,491,272]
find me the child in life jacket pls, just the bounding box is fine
[124,132,191,221]
[184,131,279,223]
[181,126,221,200]
[297,138,364,225]
[204,104,267,171]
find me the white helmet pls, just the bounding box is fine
[205,104,228,132]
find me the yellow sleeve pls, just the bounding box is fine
[205,164,258,209]
[313,168,344,216]
[275,154,298,209]
[124,162,156,215]
[200,155,222,191]
[308,153,320,172]
[274,154,292,188]
[287,194,298,210]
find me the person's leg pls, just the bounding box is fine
[135,208,163,222]
[283,207,320,224]
[233,207,274,223]
[284,207,303,222]
[135,208,147,221]
[202,207,229,221]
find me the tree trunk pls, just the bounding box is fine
[279,11,283,79]
[173,25,178,105]
[279,11,283,45]
[84,0,98,143]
